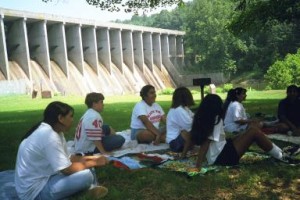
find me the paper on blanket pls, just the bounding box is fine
[108,156,143,169]
[112,143,170,157]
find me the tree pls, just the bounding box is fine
[229,0,300,34]
[42,0,184,12]
[183,0,242,74]
[265,50,300,89]
[228,0,300,75]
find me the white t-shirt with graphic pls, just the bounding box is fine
[166,106,194,143]
[224,101,248,133]
[130,100,165,129]
[74,108,104,153]
[15,123,71,200]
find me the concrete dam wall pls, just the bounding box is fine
[0,8,185,96]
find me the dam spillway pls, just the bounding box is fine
[0,8,185,96]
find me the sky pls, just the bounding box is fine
[0,0,176,22]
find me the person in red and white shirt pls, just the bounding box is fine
[74,92,125,155]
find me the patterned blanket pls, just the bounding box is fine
[159,151,271,177]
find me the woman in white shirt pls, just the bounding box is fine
[166,87,195,158]
[224,87,260,133]
[130,85,166,144]
[15,101,109,200]
[190,94,290,170]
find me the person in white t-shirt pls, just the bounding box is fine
[189,94,296,171]
[166,87,195,158]
[74,92,125,155]
[15,101,109,200]
[130,85,166,144]
[224,87,261,133]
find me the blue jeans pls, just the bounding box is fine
[92,125,125,152]
[35,169,95,200]
[94,134,125,152]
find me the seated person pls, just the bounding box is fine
[15,101,109,199]
[277,85,300,136]
[166,87,195,158]
[130,85,166,145]
[74,92,125,155]
[224,87,261,134]
[190,94,300,171]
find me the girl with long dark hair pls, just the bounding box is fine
[191,94,298,170]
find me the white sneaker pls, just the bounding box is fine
[87,186,108,199]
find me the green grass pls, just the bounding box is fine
[1,91,299,200]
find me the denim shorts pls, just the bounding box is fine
[131,127,165,140]
[131,128,145,140]
[169,134,185,152]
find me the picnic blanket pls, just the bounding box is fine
[159,151,271,177]
[67,129,170,158]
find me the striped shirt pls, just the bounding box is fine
[74,108,104,153]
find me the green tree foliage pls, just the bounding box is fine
[183,0,243,74]
[121,8,185,30]
[265,50,300,89]
[42,0,184,12]
[235,20,299,73]
[229,0,300,34]
[228,0,300,73]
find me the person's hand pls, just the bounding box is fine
[187,167,200,173]
[95,156,109,166]
[153,135,160,145]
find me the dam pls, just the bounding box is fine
[0,8,186,96]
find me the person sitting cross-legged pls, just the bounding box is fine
[130,85,166,145]
[74,92,125,156]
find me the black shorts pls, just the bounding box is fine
[214,139,240,166]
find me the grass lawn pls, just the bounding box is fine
[0,90,299,199]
